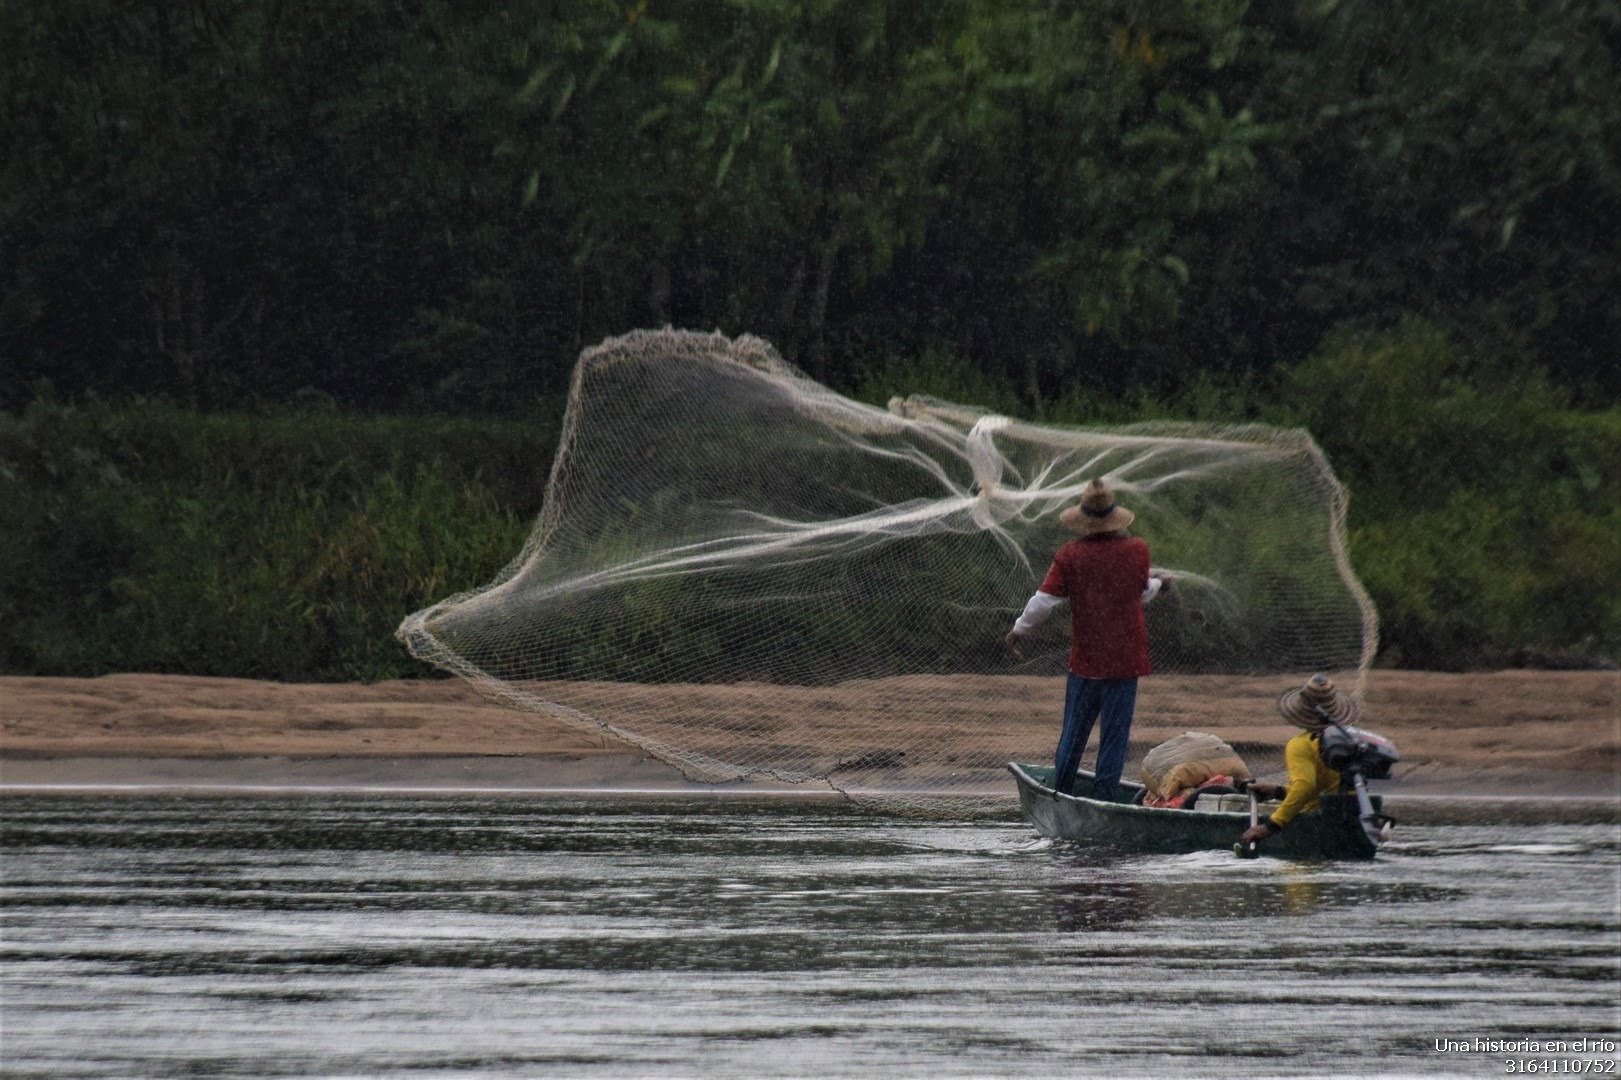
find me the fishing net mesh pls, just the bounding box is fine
[397,329,1377,810]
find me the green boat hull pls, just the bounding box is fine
[1008,762,1383,861]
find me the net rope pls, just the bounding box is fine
[397,329,1378,810]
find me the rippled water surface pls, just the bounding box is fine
[2,795,1617,1078]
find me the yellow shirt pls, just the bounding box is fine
[1268,730,1341,828]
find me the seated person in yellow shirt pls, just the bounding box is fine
[1240,674,1356,846]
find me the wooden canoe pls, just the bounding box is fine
[1008,762,1385,861]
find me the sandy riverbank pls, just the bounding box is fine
[2,670,1616,798]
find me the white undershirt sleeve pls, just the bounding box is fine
[1011,591,1062,635]
[1013,578,1160,635]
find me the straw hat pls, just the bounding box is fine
[1276,673,1358,730]
[1058,478,1135,535]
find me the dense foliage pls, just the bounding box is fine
[1277,320,1620,670]
[2,1,1617,675]
[5,0,1617,408]
[0,401,545,679]
[4,340,1616,679]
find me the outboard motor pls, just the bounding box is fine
[1320,722,1400,846]
[1319,724,1400,778]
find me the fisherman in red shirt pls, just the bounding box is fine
[1004,478,1167,799]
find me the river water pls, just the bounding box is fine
[2,794,1617,1079]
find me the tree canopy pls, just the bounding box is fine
[5,0,1617,411]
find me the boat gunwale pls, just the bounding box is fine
[1007,761,1261,822]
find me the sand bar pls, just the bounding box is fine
[2,670,1616,800]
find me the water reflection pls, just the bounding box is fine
[1280,873,1320,916]
[1044,845,1461,930]
[1053,880,1150,931]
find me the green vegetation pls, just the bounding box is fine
[1278,321,1621,670]
[0,402,549,679]
[2,2,1616,674]
[4,327,1615,679]
[5,0,1615,409]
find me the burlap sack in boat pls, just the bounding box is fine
[1140,732,1252,800]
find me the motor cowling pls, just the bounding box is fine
[1319,723,1400,779]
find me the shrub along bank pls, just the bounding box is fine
[0,402,547,681]
[3,322,1616,679]
[858,319,1621,671]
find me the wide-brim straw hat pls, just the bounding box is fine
[1277,673,1358,730]
[1058,478,1135,535]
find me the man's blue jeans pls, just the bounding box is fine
[1054,675,1138,800]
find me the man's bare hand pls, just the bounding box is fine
[1003,630,1025,661]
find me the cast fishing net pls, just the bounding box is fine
[397,328,1377,809]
